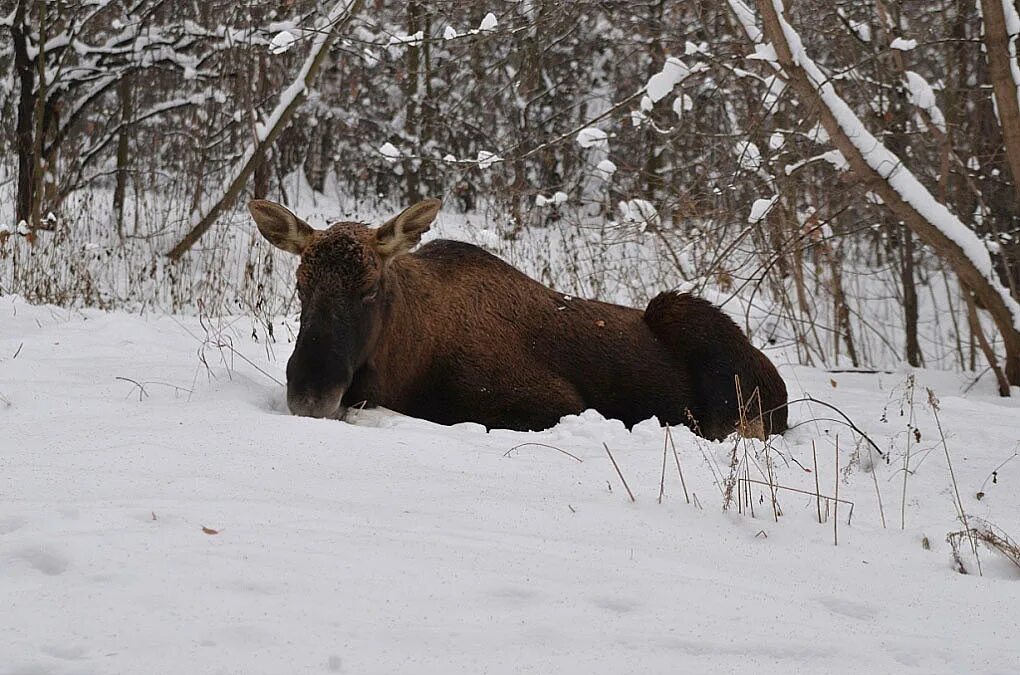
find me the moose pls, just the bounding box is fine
[249,198,788,440]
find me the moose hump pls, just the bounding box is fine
[249,198,788,439]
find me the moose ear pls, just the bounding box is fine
[248,200,315,255]
[375,198,441,259]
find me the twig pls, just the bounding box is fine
[901,375,916,530]
[736,478,855,525]
[667,425,691,504]
[603,442,635,502]
[768,395,887,459]
[503,442,583,463]
[658,428,669,504]
[928,388,981,575]
[115,376,149,401]
[868,439,887,529]
[979,450,1019,493]
[812,440,822,524]
[833,435,840,546]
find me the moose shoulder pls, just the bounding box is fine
[249,198,788,440]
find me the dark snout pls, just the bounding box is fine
[285,339,352,420]
[287,385,347,419]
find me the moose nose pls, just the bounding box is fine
[287,388,346,420]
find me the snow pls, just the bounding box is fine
[820,149,849,171]
[478,12,498,32]
[618,198,660,231]
[595,159,617,179]
[749,42,778,62]
[535,191,568,207]
[476,150,502,169]
[890,37,917,51]
[671,94,693,119]
[378,142,401,162]
[387,31,424,47]
[2,296,1020,673]
[576,127,609,150]
[443,25,458,40]
[904,71,946,132]
[645,57,690,103]
[735,140,762,171]
[748,195,778,223]
[268,30,297,55]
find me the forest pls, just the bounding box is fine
[2,2,1020,673]
[2,0,1018,386]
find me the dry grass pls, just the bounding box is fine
[948,517,1020,576]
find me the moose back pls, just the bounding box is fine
[249,198,788,439]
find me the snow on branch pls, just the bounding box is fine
[167,0,362,260]
[731,0,1020,342]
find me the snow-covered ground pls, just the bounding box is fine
[2,295,1019,675]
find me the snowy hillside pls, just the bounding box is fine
[2,296,1018,674]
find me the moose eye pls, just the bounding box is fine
[361,287,379,304]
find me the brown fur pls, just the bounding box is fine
[250,199,789,439]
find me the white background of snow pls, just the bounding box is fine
[904,71,946,132]
[268,30,297,55]
[475,150,501,169]
[748,195,778,222]
[595,159,617,180]
[576,127,609,150]
[478,12,498,32]
[2,295,1019,674]
[618,198,660,230]
[378,142,401,162]
[646,57,690,102]
[535,191,568,207]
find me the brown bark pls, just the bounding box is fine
[252,51,271,200]
[11,0,35,227]
[402,0,423,203]
[966,292,1012,395]
[754,0,1020,388]
[901,228,922,367]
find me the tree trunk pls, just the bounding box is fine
[30,0,48,230]
[402,0,423,203]
[253,51,271,200]
[113,75,134,237]
[11,0,35,227]
[978,0,1020,207]
[902,227,922,367]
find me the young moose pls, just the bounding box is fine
[249,198,787,440]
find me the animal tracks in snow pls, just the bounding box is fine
[0,515,29,535]
[7,545,70,576]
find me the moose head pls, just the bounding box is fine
[249,198,442,419]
